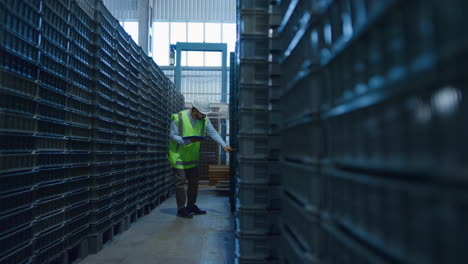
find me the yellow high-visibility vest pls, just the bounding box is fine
[168,110,207,169]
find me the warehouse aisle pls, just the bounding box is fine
[80,187,234,264]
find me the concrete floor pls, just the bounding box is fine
[80,187,235,264]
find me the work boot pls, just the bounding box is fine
[187,205,207,215]
[177,207,194,218]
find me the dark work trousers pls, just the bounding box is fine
[173,167,199,209]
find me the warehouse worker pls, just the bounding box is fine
[168,96,233,218]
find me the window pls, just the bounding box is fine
[222,23,236,65]
[148,35,152,54]
[222,23,236,53]
[149,7,153,26]
[121,21,139,44]
[153,22,169,65]
[171,22,187,65]
[205,23,221,43]
[204,23,221,66]
[188,23,204,42]
[170,22,187,44]
[180,51,188,66]
[205,52,221,67]
[152,22,236,66]
[187,51,204,66]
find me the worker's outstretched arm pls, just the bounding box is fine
[206,120,233,152]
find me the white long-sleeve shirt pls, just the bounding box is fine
[170,110,227,147]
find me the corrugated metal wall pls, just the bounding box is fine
[102,0,139,20]
[154,0,236,22]
[162,68,230,103]
[104,0,236,22]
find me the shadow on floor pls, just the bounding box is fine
[214,190,230,197]
[159,207,227,216]
[205,208,226,215]
[159,208,177,216]
[200,188,229,197]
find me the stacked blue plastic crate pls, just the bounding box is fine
[88,0,119,253]
[123,39,142,220]
[321,0,468,263]
[107,10,132,236]
[0,0,88,263]
[1,0,185,262]
[275,0,468,263]
[164,83,176,197]
[136,53,153,207]
[235,1,281,263]
[267,0,281,143]
[0,0,39,249]
[229,51,238,212]
[148,63,172,202]
[275,0,330,263]
[64,0,94,259]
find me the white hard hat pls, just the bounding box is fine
[192,96,212,115]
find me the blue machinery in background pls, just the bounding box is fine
[173,42,229,164]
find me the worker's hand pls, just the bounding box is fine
[190,138,204,143]
[223,145,233,152]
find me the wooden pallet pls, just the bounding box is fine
[208,165,229,187]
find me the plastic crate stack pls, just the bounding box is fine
[267,0,281,203]
[199,117,221,181]
[0,0,91,263]
[136,51,165,209]
[0,0,184,263]
[87,0,182,255]
[164,82,175,194]
[63,0,94,262]
[88,0,125,253]
[276,0,468,263]
[148,60,173,202]
[275,0,330,263]
[39,2,91,260]
[229,51,238,212]
[267,0,281,150]
[0,0,43,263]
[235,1,281,263]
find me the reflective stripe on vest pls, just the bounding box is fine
[175,160,198,166]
